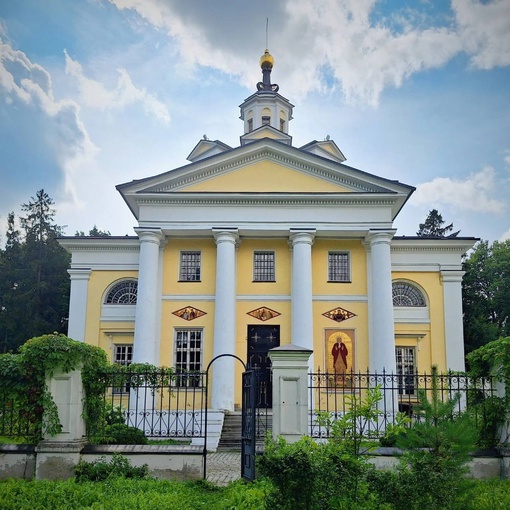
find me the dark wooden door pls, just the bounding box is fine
[247,325,280,408]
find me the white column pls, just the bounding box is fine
[133,228,164,366]
[67,269,91,342]
[366,231,396,373]
[289,230,315,370]
[211,228,238,411]
[441,270,466,372]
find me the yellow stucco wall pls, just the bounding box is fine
[392,271,446,372]
[81,242,448,408]
[85,271,138,348]
[180,160,351,193]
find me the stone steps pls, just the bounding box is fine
[218,411,272,451]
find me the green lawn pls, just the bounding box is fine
[1,477,510,510]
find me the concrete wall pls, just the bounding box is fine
[0,444,203,481]
[2,444,509,481]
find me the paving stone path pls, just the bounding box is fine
[205,451,242,486]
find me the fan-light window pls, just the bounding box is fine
[392,282,426,307]
[105,280,137,304]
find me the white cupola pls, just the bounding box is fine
[239,49,294,146]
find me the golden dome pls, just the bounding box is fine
[260,49,274,69]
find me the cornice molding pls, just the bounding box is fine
[136,194,397,207]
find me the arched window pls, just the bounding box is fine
[392,282,426,307]
[105,280,138,304]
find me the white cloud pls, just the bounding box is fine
[108,0,510,106]
[64,50,170,124]
[0,37,99,207]
[500,228,510,242]
[453,0,510,69]
[412,166,506,214]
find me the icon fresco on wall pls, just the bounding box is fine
[325,329,355,388]
[247,307,281,322]
[322,307,356,323]
[172,306,206,321]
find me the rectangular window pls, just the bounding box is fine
[328,252,350,282]
[247,118,253,132]
[253,251,275,282]
[113,344,132,393]
[179,251,201,281]
[280,118,285,132]
[262,116,270,126]
[175,329,203,387]
[396,347,416,396]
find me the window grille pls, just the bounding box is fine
[179,251,201,281]
[253,251,275,281]
[175,329,202,387]
[328,252,350,282]
[262,116,270,125]
[105,280,137,304]
[396,346,416,396]
[113,344,132,393]
[247,118,253,132]
[392,282,426,306]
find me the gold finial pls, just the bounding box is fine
[260,49,274,69]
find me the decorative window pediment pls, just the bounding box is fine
[247,307,281,322]
[323,307,356,323]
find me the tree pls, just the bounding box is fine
[463,239,510,354]
[75,225,111,237]
[0,190,70,351]
[417,209,458,237]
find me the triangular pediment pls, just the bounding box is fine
[179,159,352,193]
[300,139,346,163]
[240,125,292,146]
[117,138,415,220]
[187,139,232,163]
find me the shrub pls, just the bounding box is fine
[74,452,150,482]
[99,424,149,445]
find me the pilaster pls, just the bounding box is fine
[66,269,91,342]
[441,270,466,371]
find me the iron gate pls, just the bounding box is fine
[241,368,258,481]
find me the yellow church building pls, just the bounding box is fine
[59,50,476,412]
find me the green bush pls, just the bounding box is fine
[99,424,149,445]
[74,452,150,482]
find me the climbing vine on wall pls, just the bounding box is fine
[0,334,109,441]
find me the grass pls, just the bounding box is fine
[0,477,269,510]
[1,477,510,510]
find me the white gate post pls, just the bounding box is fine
[35,367,86,479]
[268,345,312,443]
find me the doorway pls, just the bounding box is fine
[247,325,280,408]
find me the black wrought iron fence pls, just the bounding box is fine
[0,394,40,441]
[88,369,207,442]
[309,369,496,440]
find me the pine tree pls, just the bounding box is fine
[417,209,458,237]
[0,191,70,351]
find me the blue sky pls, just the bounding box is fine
[1,0,509,242]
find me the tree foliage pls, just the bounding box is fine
[463,240,510,354]
[417,209,458,237]
[75,225,111,237]
[0,190,70,351]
